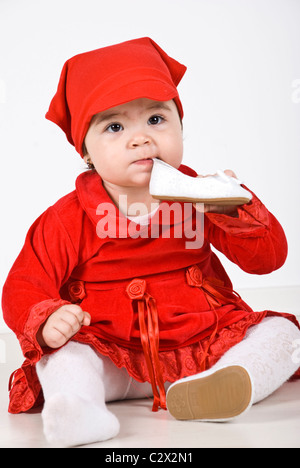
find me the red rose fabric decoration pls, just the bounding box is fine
[68,280,86,302]
[126,279,146,300]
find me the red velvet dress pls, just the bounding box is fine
[2,166,299,413]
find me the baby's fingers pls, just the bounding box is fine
[62,306,91,331]
[82,312,91,327]
[66,305,91,327]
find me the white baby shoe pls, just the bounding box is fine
[149,158,252,205]
[166,365,253,422]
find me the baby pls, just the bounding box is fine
[2,37,300,447]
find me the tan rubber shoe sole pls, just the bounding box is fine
[152,195,251,206]
[167,366,252,421]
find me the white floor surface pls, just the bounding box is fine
[1,287,300,449]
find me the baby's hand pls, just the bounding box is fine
[37,304,91,349]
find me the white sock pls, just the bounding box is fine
[36,341,120,447]
[208,316,300,404]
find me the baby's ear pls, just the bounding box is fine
[83,154,95,170]
[82,141,89,158]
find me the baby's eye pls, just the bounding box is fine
[106,123,123,133]
[148,115,164,125]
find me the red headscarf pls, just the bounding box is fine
[46,37,187,157]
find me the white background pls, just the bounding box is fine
[1,0,300,330]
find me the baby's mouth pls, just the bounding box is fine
[133,158,154,165]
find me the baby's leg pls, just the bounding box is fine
[100,353,155,402]
[36,341,121,447]
[223,316,300,404]
[167,317,300,421]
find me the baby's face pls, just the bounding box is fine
[84,98,183,191]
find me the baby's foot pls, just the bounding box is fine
[42,392,120,447]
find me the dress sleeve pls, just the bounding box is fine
[204,188,288,275]
[1,207,79,363]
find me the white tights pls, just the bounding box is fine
[36,341,155,447]
[36,316,300,447]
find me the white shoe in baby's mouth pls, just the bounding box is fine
[149,158,252,206]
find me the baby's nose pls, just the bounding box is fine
[129,133,152,148]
